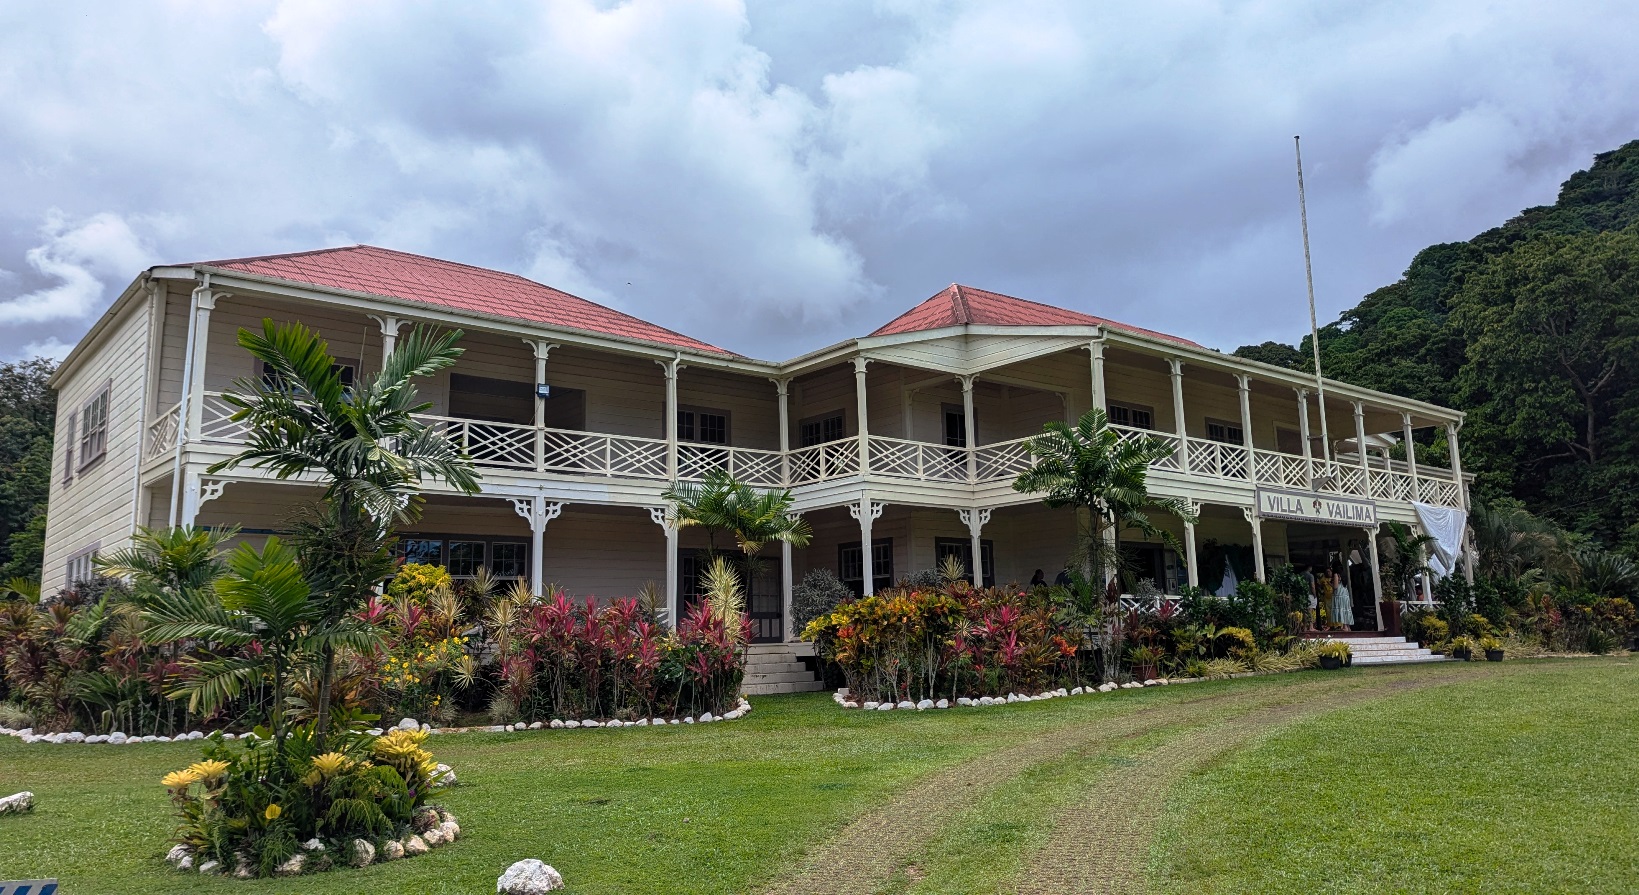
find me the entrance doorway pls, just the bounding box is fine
[679,550,784,643]
[1286,525,1379,631]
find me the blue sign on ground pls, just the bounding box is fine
[0,882,59,895]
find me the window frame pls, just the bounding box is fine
[677,405,731,445]
[934,537,995,587]
[1107,400,1155,430]
[942,403,967,447]
[838,538,894,596]
[1205,417,1245,446]
[65,541,101,586]
[798,409,847,448]
[76,382,112,473]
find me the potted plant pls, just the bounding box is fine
[1479,634,1504,662]
[1127,645,1163,682]
[1316,640,1351,670]
[1449,635,1474,661]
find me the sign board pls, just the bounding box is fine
[1255,487,1377,527]
[0,882,58,895]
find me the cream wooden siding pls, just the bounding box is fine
[41,295,153,595]
[791,506,913,587]
[155,286,190,409]
[203,296,387,396]
[791,365,857,442]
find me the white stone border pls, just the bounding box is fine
[0,697,753,746]
[833,679,1198,710]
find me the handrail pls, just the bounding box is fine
[163,393,1463,507]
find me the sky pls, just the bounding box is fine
[2,0,1636,363]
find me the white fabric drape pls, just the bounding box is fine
[1216,563,1238,598]
[1413,502,1467,579]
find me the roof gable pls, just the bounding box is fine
[196,245,732,355]
[870,284,1200,348]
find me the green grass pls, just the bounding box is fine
[1150,658,1639,895]
[0,659,1632,894]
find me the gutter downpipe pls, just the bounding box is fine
[168,272,208,528]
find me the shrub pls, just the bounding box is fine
[163,722,446,877]
[386,564,451,607]
[1316,640,1352,662]
[791,568,853,634]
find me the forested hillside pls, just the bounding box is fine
[0,359,54,581]
[1237,140,1639,550]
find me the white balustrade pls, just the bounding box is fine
[145,402,181,458]
[155,393,1462,507]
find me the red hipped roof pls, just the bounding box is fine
[871,284,1200,348]
[197,245,733,355]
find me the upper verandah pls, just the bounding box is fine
[52,242,1461,425]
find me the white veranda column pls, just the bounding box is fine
[1086,335,1106,417]
[1168,358,1190,473]
[512,496,563,598]
[958,508,991,588]
[1364,524,1383,606]
[184,289,217,444]
[850,498,883,595]
[179,469,228,528]
[781,535,796,641]
[1353,400,1370,495]
[1242,506,1266,582]
[370,314,404,362]
[1402,412,1420,501]
[1295,387,1312,467]
[650,507,679,627]
[528,340,556,474]
[959,375,978,482]
[659,356,682,480]
[1448,420,1474,583]
[1182,500,1200,589]
[1236,374,1254,474]
[773,378,791,485]
[853,357,871,475]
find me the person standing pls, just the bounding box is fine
[1331,570,1355,627]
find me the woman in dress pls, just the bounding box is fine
[1331,570,1355,627]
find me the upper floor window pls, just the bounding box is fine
[678,407,729,445]
[1107,401,1154,430]
[799,411,845,447]
[1206,418,1245,445]
[78,385,110,471]
[943,404,967,447]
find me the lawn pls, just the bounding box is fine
[0,658,1632,894]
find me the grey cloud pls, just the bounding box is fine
[1,0,1636,364]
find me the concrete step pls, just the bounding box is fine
[743,679,825,695]
[746,642,816,658]
[1354,654,1449,665]
[742,661,811,675]
[743,670,821,685]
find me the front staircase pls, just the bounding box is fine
[1315,634,1446,665]
[742,642,825,695]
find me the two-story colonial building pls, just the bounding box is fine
[42,245,1470,650]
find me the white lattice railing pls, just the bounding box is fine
[1253,449,1312,488]
[1369,467,1414,501]
[868,436,969,483]
[679,443,784,487]
[973,436,1034,482]
[538,427,668,478]
[420,415,539,470]
[145,402,181,458]
[786,439,860,485]
[1111,425,1183,470]
[199,392,249,443]
[1187,437,1251,480]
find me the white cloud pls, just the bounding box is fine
[0,0,1637,358]
[0,211,153,323]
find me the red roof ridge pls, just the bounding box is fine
[870,282,1200,348]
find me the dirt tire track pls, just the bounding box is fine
[759,675,1395,895]
[1008,676,1434,895]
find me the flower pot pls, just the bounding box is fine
[1452,647,1471,661]
[1319,656,1342,670]
[1134,664,1157,682]
[1485,649,1504,662]
[1379,601,1402,636]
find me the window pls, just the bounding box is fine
[77,385,111,472]
[261,357,356,391]
[1206,418,1245,445]
[943,404,967,447]
[62,413,76,485]
[839,539,893,596]
[65,543,100,585]
[448,373,534,425]
[678,407,729,444]
[393,536,528,580]
[935,538,994,587]
[1276,426,1303,455]
[799,411,846,447]
[1107,401,1154,430]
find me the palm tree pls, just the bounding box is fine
[209,320,479,747]
[96,525,235,595]
[140,537,379,748]
[1381,521,1436,602]
[1012,409,1197,586]
[1470,502,1564,581]
[662,469,812,560]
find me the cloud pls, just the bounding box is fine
[0,211,154,324]
[1,0,1638,361]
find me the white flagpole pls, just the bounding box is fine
[1295,135,1333,473]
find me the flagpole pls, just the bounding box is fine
[1295,135,1333,472]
